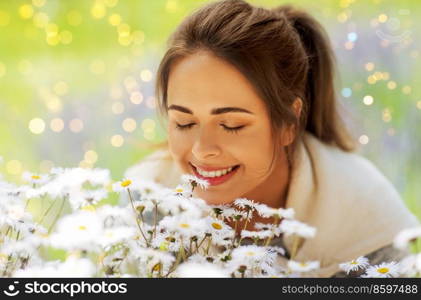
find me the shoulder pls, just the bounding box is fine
[301,132,419,255]
[303,132,409,209]
[124,148,182,188]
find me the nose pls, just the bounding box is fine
[191,126,222,160]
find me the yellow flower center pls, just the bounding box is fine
[350,261,358,265]
[81,205,96,212]
[212,222,222,230]
[377,267,389,274]
[300,262,308,267]
[31,175,40,180]
[121,180,132,187]
[152,263,161,272]
[159,242,169,251]
[78,225,87,231]
[175,188,184,193]
[179,223,190,228]
[246,251,255,256]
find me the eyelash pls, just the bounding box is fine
[175,123,245,134]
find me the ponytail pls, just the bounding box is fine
[274,5,356,151]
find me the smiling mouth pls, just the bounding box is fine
[189,163,240,186]
[189,163,239,176]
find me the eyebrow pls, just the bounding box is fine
[167,104,254,115]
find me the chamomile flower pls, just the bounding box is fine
[362,262,400,278]
[339,256,370,274]
[158,194,203,218]
[393,226,421,250]
[151,232,182,252]
[230,245,277,266]
[181,174,209,190]
[255,223,283,237]
[126,199,155,216]
[203,216,234,246]
[287,260,320,273]
[267,246,286,256]
[158,215,206,239]
[241,229,273,240]
[49,210,103,251]
[398,254,420,277]
[233,198,258,211]
[32,168,110,200]
[1,238,39,259]
[1,182,31,200]
[229,245,278,277]
[112,178,133,192]
[177,262,229,278]
[256,204,295,219]
[279,219,316,238]
[97,205,134,227]
[22,171,49,186]
[222,208,249,222]
[173,183,193,198]
[133,247,175,276]
[204,216,233,235]
[68,188,108,210]
[14,256,96,277]
[98,226,136,248]
[0,204,33,230]
[81,189,108,207]
[254,222,276,230]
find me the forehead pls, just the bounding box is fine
[167,51,266,114]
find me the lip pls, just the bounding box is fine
[189,162,238,172]
[190,163,240,186]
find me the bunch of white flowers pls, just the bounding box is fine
[0,167,419,278]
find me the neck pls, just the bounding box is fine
[228,148,291,232]
[244,148,291,210]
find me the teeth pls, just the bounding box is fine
[196,166,235,178]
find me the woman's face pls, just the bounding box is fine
[166,51,291,205]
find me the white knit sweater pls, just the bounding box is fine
[123,131,420,277]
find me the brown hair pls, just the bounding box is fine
[153,0,356,162]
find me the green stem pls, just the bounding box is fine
[205,236,212,255]
[231,219,239,246]
[188,238,193,255]
[37,198,58,225]
[164,241,185,278]
[196,235,208,252]
[153,203,158,239]
[47,195,67,234]
[127,188,150,247]
[180,239,187,261]
[237,210,251,246]
[24,198,31,211]
[5,226,11,238]
[290,235,300,260]
[2,254,13,277]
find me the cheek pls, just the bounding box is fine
[237,130,275,175]
[167,128,192,160]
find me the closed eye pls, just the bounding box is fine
[175,123,195,130]
[175,123,245,134]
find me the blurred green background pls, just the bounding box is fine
[0,0,420,218]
